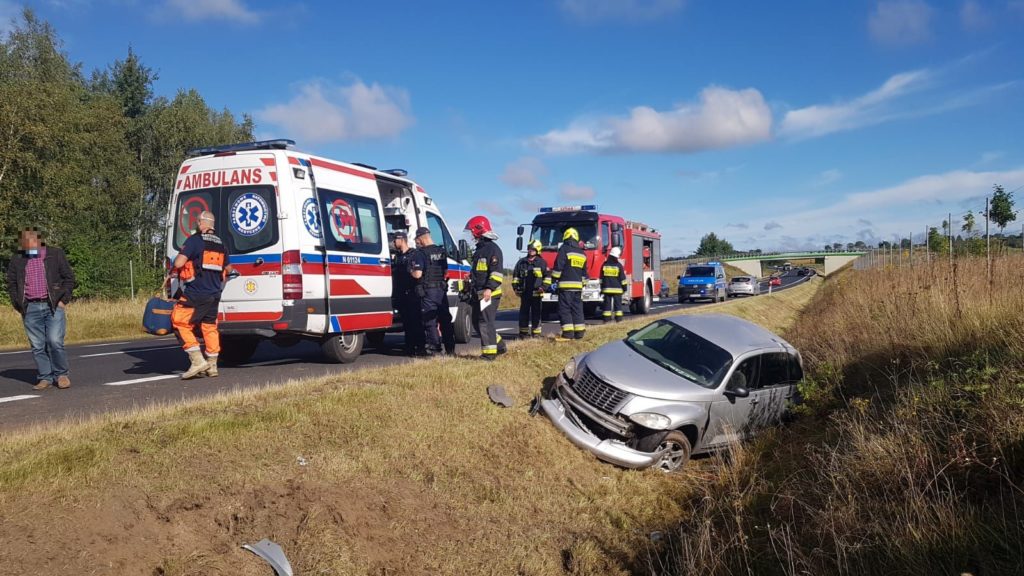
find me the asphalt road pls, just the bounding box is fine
[0,272,810,430]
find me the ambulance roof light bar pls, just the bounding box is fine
[186,139,295,158]
[538,204,597,213]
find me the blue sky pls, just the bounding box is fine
[3,0,1023,257]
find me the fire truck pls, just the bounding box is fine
[164,139,474,364]
[516,205,662,317]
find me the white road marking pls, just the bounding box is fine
[0,394,40,404]
[0,350,28,356]
[79,345,179,358]
[240,359,295,367]
[103,374,180,386]
[82,341,130,348]
[497,328,515,333]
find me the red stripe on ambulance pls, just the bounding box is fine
[333,312,392,332]
[329,279,370,296]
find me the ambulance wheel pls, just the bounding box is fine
[322,332,364,363]
[454,302,473,344]
[366,331,386,348]
[219,337,260,365]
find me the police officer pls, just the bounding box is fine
[464,215,506,360]
[169,211,232,379]
[392,231,426,356]
[511,239,549,338]
[551,227,588,340]
[600,246,627,323]
[412,227,455,355]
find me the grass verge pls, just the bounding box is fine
[0,297,149,349]
[657,255,1024,575]
[0,280,820,575]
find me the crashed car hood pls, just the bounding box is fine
[582,340,721,402]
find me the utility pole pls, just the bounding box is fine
[948,211,953,269]
[909,231,913,268]
[986,196,991,285]
[925,224,930,265]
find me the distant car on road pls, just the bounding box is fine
[797,267,814,277]
[727,276,760,297]
[782,262,793,271]
[540,314,804,472]
[769,276,782,287]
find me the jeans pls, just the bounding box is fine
[23,301,68,383]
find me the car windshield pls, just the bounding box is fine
[531,223,598,250]
[624,320,733,388]
[732,277,750,282]
[686,266,715,277]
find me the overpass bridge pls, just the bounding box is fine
[720,251,866,277]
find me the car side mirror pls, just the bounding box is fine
[725,386,749,399]
[457,239,470,261]
[517,225,524,236]
[516,237,523,251]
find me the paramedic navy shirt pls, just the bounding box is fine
[181,232,229,298]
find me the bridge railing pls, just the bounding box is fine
[663,251,867,264]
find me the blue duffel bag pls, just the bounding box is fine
[143,296,175,336]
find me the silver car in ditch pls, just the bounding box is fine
[727,276,760,297]
[540,314,803,472]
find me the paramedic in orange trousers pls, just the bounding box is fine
[168,211,234,379]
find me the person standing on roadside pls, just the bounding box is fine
[511,239,549,338]
[411,227,455,355]
[392,230,426,356]
[169,211,232,379]
[600,246,627,323]
[5,229,77,390]
[551,227,588,340]
[464,215,506,360]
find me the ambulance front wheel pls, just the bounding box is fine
[454,302,473,344]
[322,332,365,363]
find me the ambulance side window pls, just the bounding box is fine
[173,190,216,250]
[425,212,457,259]
[223,186,279,254]
[320,188,383,255]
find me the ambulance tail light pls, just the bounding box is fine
[282,250,303,300]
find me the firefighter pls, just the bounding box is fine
[512,239,549,338]
[412,227,455,355]
[464,215,506,360]
[392,231,426,356]
[600,246,627,323]
[169,211,232,379]
[551,227,588,340]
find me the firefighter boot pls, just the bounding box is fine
[203,356,219,378]
[181,350,210,380]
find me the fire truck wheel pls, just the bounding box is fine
[322,332,365,363]
[366,331,386,348]
[218,337,260,365]
[454,302,473,344]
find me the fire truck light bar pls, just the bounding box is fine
[539,205,597,213]
[187,139,295,157]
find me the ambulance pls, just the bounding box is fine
[164,139,473,364]
[515,205,662,317]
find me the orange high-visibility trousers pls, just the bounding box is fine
[171,296,221,356]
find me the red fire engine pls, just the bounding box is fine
[516,205,662,316]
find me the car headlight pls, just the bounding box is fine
[629,412,671,430]
[705,283,714,289]
[562,358,577,382]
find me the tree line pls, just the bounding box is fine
[0,10,252,300]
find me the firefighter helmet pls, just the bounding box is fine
[563,227,579,242]
[529,239,542,253]
[610,246,621,258]
[464,215,497,240]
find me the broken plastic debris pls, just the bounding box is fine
[242,539,294,576]
[487,385,513,408]
[296,456,308,467]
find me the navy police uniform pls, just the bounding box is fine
[413,228,456,354]
[392,232,425,355]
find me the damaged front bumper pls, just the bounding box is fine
[540,386,662,470]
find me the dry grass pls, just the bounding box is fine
[0,297,148,349]
[0,280,821,575]
[657,255,1024,576]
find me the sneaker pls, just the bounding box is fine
[56,375,71,389]
[33,380,51,390]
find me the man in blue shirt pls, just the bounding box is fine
[170,211,232,379]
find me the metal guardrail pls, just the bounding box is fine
[663,251,867,265]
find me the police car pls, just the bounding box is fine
[677,262,728,303]
[165,139,473,364]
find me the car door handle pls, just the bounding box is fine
[379,258,389,267]
[254,257,264,266]
[750,398,759,405]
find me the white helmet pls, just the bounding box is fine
[610,247,622,258]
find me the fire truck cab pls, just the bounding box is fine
[516,205,662,317]
[164,139,473,364]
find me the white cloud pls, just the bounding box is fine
[726,222,749,230]
[560,183,597,200]
[813,169,843,187]
[764,221,783,231]
[960,0,991,30]
[869,0,933,46]
[533,86,772,154]
[257,79,414,144]
[560,0,684,23]
[779,69,932,139]
[164,0,261,24]
[977,150,1005,165]
[500,157,548,189]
